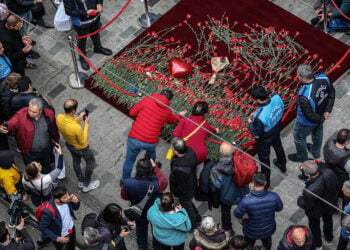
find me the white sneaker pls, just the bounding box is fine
[82,180,100,192]
[78,182,84,189]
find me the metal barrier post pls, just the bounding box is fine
[138,0,157,28]
[322,0,328,33]
[67,36,87,89]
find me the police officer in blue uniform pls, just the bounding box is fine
[248,86,287,188]
[288,64,335,163]
[63,0,112,70]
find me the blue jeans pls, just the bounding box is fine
[136,217,148,250]
[122,137,157,181]
[19,11,32,36]
[293,121,323,161]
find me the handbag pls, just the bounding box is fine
[54,2,72,31]
[166,120,206,160]
[124,183,154,221]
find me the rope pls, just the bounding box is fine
[77,0,132,39]
[330,0,350,20]
[76,46,136,97]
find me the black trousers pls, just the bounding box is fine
[179,196,201,230]
[246,236,272,250]
[221,203,232,230]
[74,19,102,54]
[52,226,76,250]
[308,214,333,248]
[255,129,286,186]
[337,234,348,250]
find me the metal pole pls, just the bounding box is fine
[67,36,87,89]
[322,0,328,33]
[138,0,157,28]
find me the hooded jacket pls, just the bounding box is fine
[189,227,230,250]
[277,225,314,250]
[323,139,350,188]
[128,93,181,144]
[147,198,191,246]
[169,146,197,199]
[210,157,248,206]
[234,189,283,239]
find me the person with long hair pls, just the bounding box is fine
[147,192,191,250]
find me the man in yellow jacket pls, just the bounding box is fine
[56,99,99,193]
[0,150,21,195]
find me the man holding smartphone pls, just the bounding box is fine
[56,99,100,193]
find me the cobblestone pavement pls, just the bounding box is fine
[1,0,350,249]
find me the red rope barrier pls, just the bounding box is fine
[330,0,350,21]
[77,0,132,40]
[76,45,136,97]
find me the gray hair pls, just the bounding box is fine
[171,137,186,154]
[29,98,43,111]
[297,64,313,80]
[83,227,100,245]
[302,160,318,176]
[343,180,350,193]
[343,216,350,230]
[201,216,215,233]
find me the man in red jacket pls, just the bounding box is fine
[0,98,59,174]
[121,89,186,182]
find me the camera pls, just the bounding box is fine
[8,193,24,228]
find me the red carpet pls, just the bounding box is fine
[85,0,350,138]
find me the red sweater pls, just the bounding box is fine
[7,107,59,154]
[128,93,180,143]
[173,115,216,164]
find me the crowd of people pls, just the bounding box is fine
[0,0,349,248]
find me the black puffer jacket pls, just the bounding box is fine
[189,227,230,250]
[170,146,197,199]
[323,139,350,188]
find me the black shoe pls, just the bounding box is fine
[80,56,90,70]
[36,238,51,249]
[288,154,304,163]
[26,50,40,59]
[273,159,286,173]
[31,40,36,46]
[25,62,37,69]
[94,46,112,56]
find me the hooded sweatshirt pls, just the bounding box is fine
[147,198,191,246]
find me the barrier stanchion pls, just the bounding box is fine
[67,36,87,89]
[138,0,157,28]
[322,0,328,33]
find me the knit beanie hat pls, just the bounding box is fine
[0,150,15,169]
[201,216,215,233]
[0,4,8,21]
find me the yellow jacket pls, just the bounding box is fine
[56,114,89,149]
[0,165,20,195]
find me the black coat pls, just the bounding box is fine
[0,229,35,250]
[323,139,350,188]
[189,227,229,250]
[170,146,197,199]
[6,0,35,15]
[0,23,26,76]
[297,174,325,219]
[317,162,338,214]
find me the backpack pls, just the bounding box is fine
[81,212,98,236]
[35,201,56,221]
[233,151,258,187]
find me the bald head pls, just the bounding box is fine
[292,227,306,247]
[63,99,78,114]
[219,142,234,157]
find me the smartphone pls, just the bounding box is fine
[83,109,89,121]
[2,121,8,129]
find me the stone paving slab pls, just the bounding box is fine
[1,0,350,249]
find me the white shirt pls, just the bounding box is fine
[56,203,74,236]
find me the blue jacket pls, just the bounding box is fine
[297,74,335,126]
[341,203,350,240]
[234,189,283,239]
[0,55,12,82]
[147,198,191,246]
[249,95,284,140]
[39,197,80,242]
[210,157,249,205]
